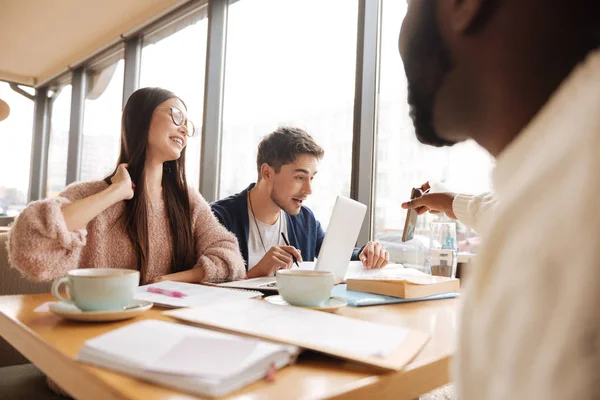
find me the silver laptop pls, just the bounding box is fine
[215,195,367,292]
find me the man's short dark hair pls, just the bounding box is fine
[256,127,324,179]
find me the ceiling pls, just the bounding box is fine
[0,0,189,87]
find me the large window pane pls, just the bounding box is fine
[46,85,71,197]
[220,0,358,228]
[80,60,124,182]
[0,83,34,216]
[140,16,208,188]
[374,1,494,265]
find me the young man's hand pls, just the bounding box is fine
[246,246,303,278]
[359,241,389,269]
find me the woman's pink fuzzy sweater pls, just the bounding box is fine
[7,181,245,283]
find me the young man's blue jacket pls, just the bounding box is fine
[210,183,362,271]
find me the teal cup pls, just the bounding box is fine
[51,268,140,312]
[276,270,334,307]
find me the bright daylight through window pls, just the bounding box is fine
[0,82,34,216]
[80,60,125,182]
[219,0,358,229]
[46,85,72,197]
[373,0,494,266]
[140,14,208,188]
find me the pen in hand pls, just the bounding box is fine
[280,232,301,268]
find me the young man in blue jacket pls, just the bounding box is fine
[211,127,389,278]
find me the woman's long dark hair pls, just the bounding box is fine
[106,87,195,280]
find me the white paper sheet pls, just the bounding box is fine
[344,262,406,280]
[148,336,259,378]
[168,300,409,359]
[135,281,262,308]
[298,260,408,281]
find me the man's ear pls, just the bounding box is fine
[445,0,489,33]
[260,163,274,181]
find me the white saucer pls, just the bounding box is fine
[264,295,347,313]
[49,300,153,322]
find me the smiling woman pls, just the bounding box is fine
[7,87,245,289]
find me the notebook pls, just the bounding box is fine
[346,268,460,299]
[213,262,408,293]
[332,284,459,307]
[166,299,429,371]
[344,261,408,280]
[77,320,299,398]
[134,281,262,308]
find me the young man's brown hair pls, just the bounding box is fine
[256,127,324,179]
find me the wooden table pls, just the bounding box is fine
[0,293,458,400]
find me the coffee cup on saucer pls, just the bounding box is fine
[51,268,140,312]
[276,269,334,307]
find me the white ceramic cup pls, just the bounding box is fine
[276,269,335,307]
[51,268,140,311]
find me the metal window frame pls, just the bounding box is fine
[28,88,51,201]
[122,36,142,107]
[352,0,382,244]
[65,67,88,185]
[199,0,228,202]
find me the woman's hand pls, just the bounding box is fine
[61,164,136,232]
[110,163,135,201]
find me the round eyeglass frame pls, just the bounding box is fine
[168,106,196,137]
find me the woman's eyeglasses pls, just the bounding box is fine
[168,106,196,137]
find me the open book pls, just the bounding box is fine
[344,261,407,280]
[346,267,460,299]
[134,280,262,308]
[77,320,299,398]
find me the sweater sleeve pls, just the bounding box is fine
[452,192,497,232]
[7,181,108,281]
[190,192,246,282]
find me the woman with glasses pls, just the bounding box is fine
[8,87,245,285]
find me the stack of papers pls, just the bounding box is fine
[77,320,298,398]
[134,281,262,308]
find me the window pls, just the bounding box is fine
[46,85,71,197]
[140,14,208,188]
[220,0,358,228]
[0,82,34,216]
[374,0,494,265]
[80,60,124,182]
